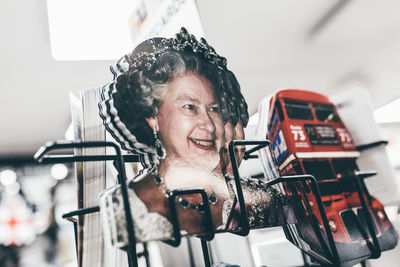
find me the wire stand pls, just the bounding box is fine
[34,141,142,267]
[228,140,383,266]
[34,139,384,267]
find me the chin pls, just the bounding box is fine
[192,153,220,171]
[164,149,221,172]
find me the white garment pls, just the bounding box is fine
[100,179,173,247]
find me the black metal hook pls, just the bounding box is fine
[228,140,270,236]
[34,140,139,267]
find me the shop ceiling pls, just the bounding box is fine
[1,0,400,157]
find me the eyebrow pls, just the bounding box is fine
[175,94,218,105]
[175,94,200,103]
[175,94,219,106]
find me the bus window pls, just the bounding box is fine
[269,109,278,138]
[317,180,358,196]
[313,104,339,122]
[292,160,303,174]
[283,160,303,176]
[341,210,363,241]
[332,159,358,179]
[302,159,335,181]
[357,208,378,235]
[339,179,357,193]
[318,182,343,196]
[268,124,273,139]
[340,206,378,241]
[304,124,339,146]
[272,110,278,130]
[291,160,311,194]
[284,100,314,120]
[276,100,284,121]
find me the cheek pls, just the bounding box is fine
[159,112,193,145]
[177,118,196,140]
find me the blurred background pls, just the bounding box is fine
[1,0,400,266]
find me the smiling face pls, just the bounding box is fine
[149,72,224,171]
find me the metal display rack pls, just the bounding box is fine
[33,140,384,267]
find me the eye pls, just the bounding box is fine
[183,104,196,111]
[209,105,220,113]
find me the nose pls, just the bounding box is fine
[198,109,216,134]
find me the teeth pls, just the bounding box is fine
[191,139,213,146]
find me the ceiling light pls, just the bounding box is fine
[5,182,20,196]
[50,164,69,180]
[0,169,17,186]
[46,0,204,60]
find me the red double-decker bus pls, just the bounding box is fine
[266,89,398,263]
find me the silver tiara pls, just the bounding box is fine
[125,27,228,71]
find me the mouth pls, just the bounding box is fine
[189,138,215,151]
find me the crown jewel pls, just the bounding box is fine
[125,27,228,71]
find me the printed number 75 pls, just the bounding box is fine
[291,130,306,141]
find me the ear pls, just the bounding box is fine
[145,116,159,131]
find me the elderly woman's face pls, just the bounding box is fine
[155,72,224,169]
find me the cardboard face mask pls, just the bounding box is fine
[97,28,296,247]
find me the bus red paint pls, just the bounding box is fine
[267,89,398,263]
